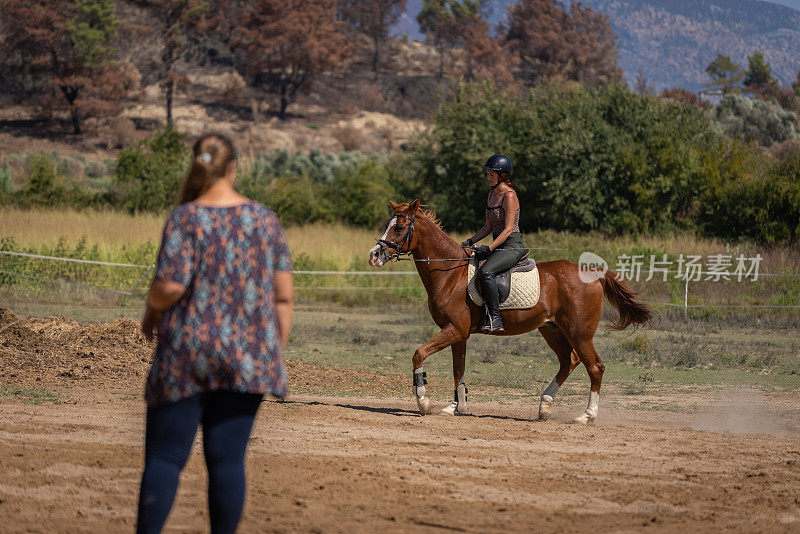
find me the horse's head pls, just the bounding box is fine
[369,198,420,267]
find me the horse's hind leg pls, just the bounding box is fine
[537,322,580,421]
[566,335,605,425]
[441,341,468,416]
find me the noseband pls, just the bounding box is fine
[376,213,415,260]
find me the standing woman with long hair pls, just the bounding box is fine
[137,133,293,533]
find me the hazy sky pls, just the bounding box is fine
[395,0,800,40]
[768,0,800,10]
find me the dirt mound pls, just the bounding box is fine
[0,308,417,394]
[0,307,152,388]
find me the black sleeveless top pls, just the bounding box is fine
[486,190,520,239]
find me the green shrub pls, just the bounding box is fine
[713,94,800,147]
[8,153,95,208]
[0,166,10,193]
[265,176,333,225]
[328,160,395,227]
[114,127,189,213]
[251,149,382,184]
[403,80,721,235]
[621,335,651,354]
[238,151,396,228]
[700,142,800,243]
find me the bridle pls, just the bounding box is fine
[376,213,415,261]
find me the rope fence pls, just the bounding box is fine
[1,250,799,312]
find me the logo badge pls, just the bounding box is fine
[578,252,608,284]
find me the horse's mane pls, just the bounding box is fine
[400,202,444,232]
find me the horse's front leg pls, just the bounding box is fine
[412,324,464,415]
[441,340,468,416]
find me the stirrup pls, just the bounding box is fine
[481,315,504,333]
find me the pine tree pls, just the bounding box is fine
[743,51,779,98]
[704,54,743,94]
[0,0,124,135]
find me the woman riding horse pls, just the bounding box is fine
[461,154,526,333]
[369,197,655,422]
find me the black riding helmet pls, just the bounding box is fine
[482,154,513,177]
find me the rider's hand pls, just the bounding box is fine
[461,238,473,248]
[472,244,491,260]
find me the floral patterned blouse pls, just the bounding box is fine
[146,200,292,407]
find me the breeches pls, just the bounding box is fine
[478,233,526,277]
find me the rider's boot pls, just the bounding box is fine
[480,272,504,333]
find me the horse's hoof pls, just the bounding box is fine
[572,412,595,425]
[538,395,553,421]
[417,396,432,415]
[441,401,457,416]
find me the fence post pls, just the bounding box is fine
[124,264,155,310]
[684,277,689,317]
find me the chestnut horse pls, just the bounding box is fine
[368,199,654,423]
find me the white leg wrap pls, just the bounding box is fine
[573,391,599,424]
[455,382,468,413]
[441,381,468,416]
[413,368,430,415]
[538,394,554,421]
[412,368,426,399]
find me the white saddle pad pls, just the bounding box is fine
[467,257,541,310]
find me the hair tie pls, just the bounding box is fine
[200,153,212,164]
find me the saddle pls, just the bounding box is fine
[467,256,540,310]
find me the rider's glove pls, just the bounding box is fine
[472,244,491,260]
[461,238,473,248]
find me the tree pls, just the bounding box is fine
[633,69,654,96]
[704,54,743,94]
[340,0,407,78]
[0,0,125,134]
[124,0,206,125]
[793,70,800,97]
[461,15,517,85]
[503,0,621,87]
[744,51,779,98]
[417,0,482,79]
[231,0,350,120]
[417,0,455,79]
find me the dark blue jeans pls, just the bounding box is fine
[136,391,263,534]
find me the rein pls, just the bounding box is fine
[375,211,562,263]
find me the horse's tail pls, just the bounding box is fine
[599,270,656,331]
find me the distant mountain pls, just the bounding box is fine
[579,0,800,90]
[394,0,800,92]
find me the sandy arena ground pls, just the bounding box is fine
[1,308,800,532]
[2,391,800,533]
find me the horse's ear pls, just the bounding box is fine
[388,198,401,211]
[409,198,420,212]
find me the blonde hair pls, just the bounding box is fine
[178,133,236,204]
